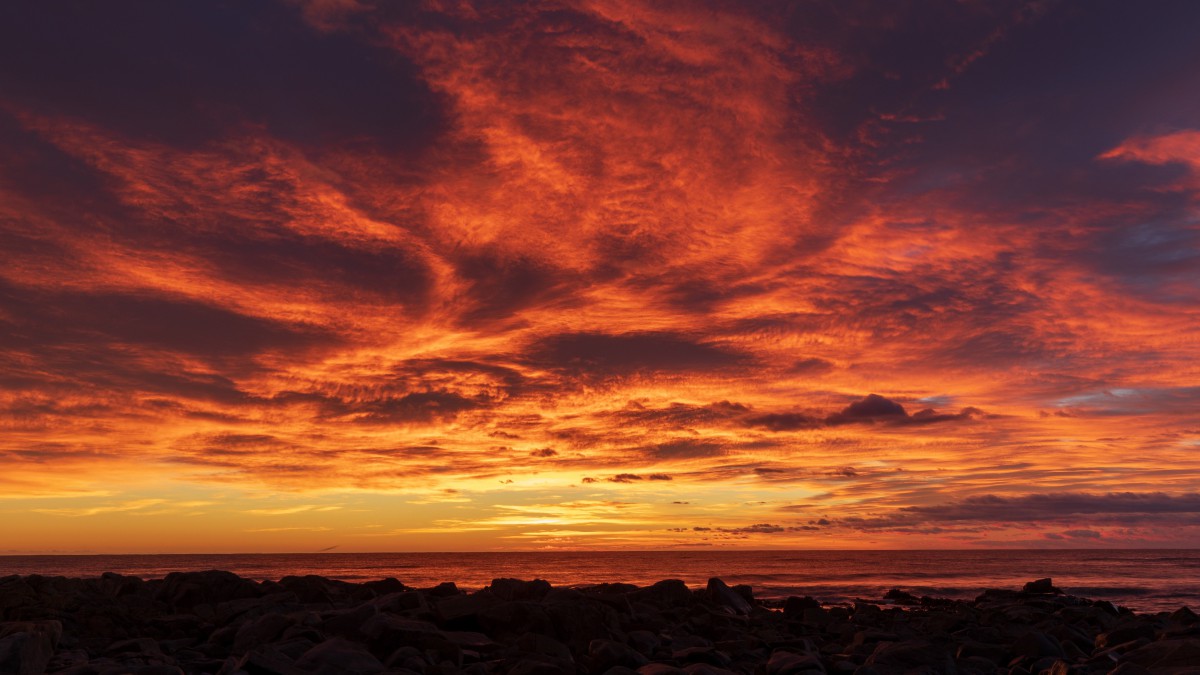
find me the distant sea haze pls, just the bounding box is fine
[2,550,1196,614]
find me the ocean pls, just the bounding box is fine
[1,549,1196,614]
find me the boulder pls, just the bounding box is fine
[883,589,919,605]
[706,578,752,615]
[638,665,687,675]
[488,578,552,602]
[517,631,573,662]
[98,572,147,598]
[864,640,956,674]
[428,582,460,598]
[632,580,694,608]
[1119,638,1200,669]
[0,629,55,675]
[783,596,821,616]
[543,595,623,645]
[294,637,385,674]
[233,612,295,653]
[589,639,650,670]
[361,577,407,596]
[673,646,731,667]
[0,621,61,650]
[475,601,553,640]
[359,614,442,659]
[1011,630,1064,660]
[766,649,823,675]
[683,665,740,675]
[506,653,575,675]
[320,602,378,640]
[435,592,499,628]
[1022,578,1062,594]
[1095,622,1156,650]
[627,630,661,657]
[155,570,263,611]
[1169,606,1199,625]
[370,591,426,614]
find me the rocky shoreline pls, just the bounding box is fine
[1,572,1197,675]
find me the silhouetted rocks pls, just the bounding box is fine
[0,572,1194,673]
[1024,578,1064,595]
[705,579,751,616]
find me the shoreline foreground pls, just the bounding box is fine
[1,572,1196,675]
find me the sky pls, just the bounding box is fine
[1,0,1198,553]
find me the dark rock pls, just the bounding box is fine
[864,640,955,674]
[706,578,752,615]
[784,596,821,616]
[682,665,740,675]
[370,590,427,614]
[384,645,427,671]
[1119,637,1200,669]
[320,602,378,640]
[428,582,460,598]
[883,589,919,605]
[627,630,661,656]
[233,612,295,653]
[1042,660,1076,675]
[957,655,1000,673]
[226,645,304,675]
[1022,578,1061,594]
[0,628,55,675]
[98,572,147,598]
[637,665,687,675]
[273,575,337,604]
[632,580,694,608]
[1094,622,1156,650]
[517,631,573,662]
[0,620,61,650]
[488,578,552,602]
[767,648,823,674]
[669,635,713,651]
[361,577,408,596]
[105,637,164,657]
[131,662,184,672]
[506,653,575,675]
[588,582,640,595]
[476,601,554,640]
[1108,663,1153,675]
[544,595,622,645]
[155,570,262,610]
[1011,630,1064,660]
[443,630,500,652]
[590,638,650,670]
[956,640,1007,663]
[294,637,385,674]
[673,646,730,666]
[800,607,830,629]
[45,648,90,673]
[435,592,499,628]
[359,614,442,659]
[1169,605,1199,624]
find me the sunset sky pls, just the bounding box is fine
[2,0,1199,553]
